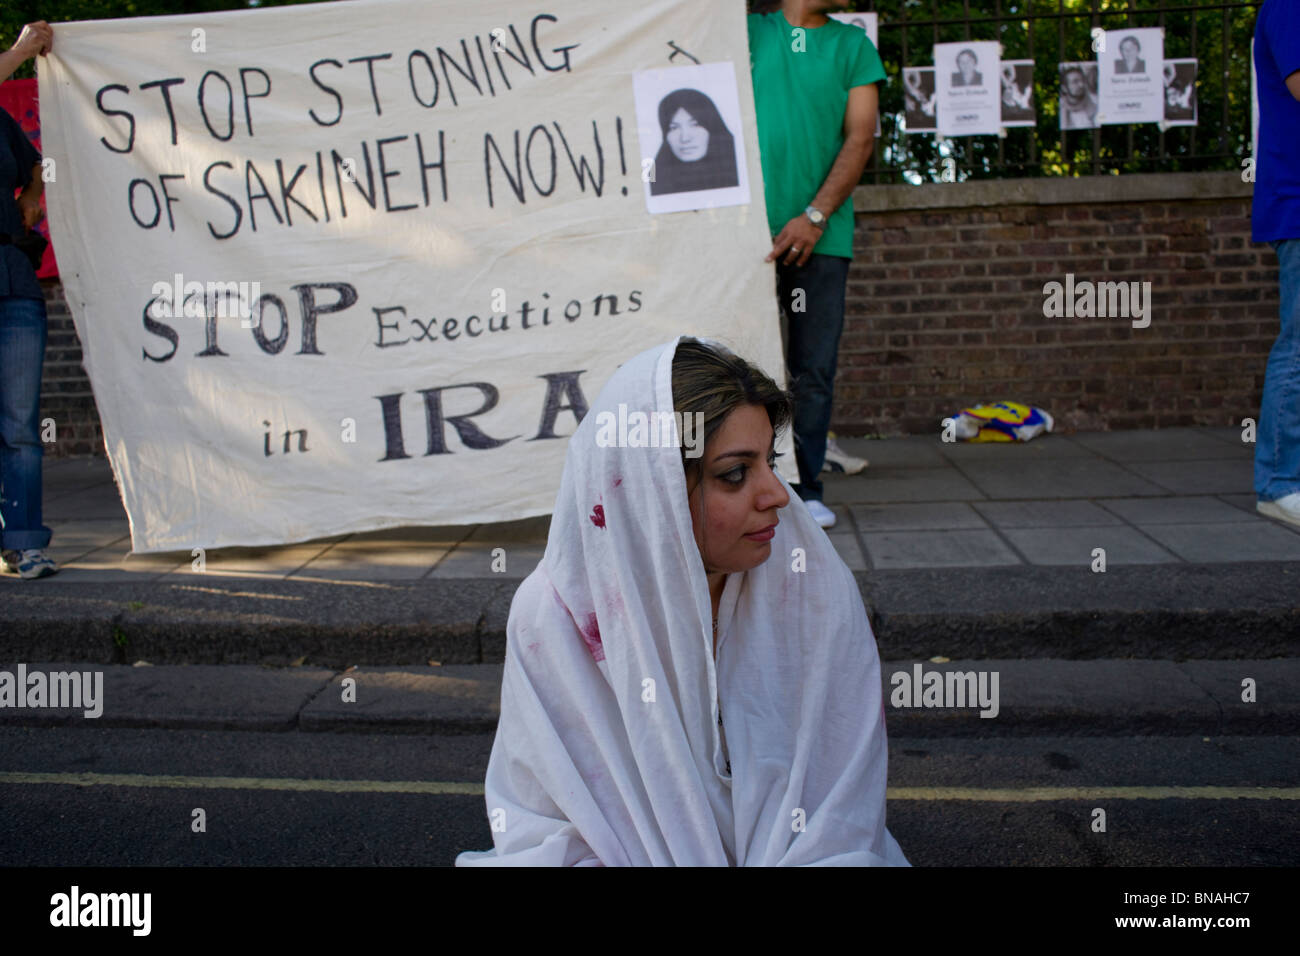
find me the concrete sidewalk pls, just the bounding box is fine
[3,426,1299,664]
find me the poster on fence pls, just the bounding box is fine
[934,41,1001,136]
[38,0,791,553]
[1097,27,1165,125]
[999,60,1035,128]
[1163,58,1198,127]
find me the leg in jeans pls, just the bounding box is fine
[0,294,52,551]
[776,253,850,503]
[1255,239,1300,502]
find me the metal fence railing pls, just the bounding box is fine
[750,0,1261,183]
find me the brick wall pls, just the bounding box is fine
[37,171,1271,456]
[837,171,1274,435]
[40,281,102,457]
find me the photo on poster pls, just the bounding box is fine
[1059,62,1100,130]
[1000,59,1035,127]
[828,11,882,137]
[632,61,751,215]
[903,67,937,133]
[934,41,1002,136]
[1097,27,1164,124]
[1163,57,1197,126]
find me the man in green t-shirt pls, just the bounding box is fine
[748,1,883,529]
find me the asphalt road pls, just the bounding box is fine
[0,726,1294,866]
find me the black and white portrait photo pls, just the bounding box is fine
[649,88,739,196]
[1164,58,1198,126]
[1059,62,1099,130]
[903,66,937,133]
[1115,35,1146,74]
[952,48,983,87]
[1000,60,1035,127]
[633,62,751,215]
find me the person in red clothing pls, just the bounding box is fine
[0,20,57,580]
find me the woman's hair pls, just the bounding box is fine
[657,88,730,143]
[671,338,793,485]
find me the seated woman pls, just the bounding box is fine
[456,336,907,866]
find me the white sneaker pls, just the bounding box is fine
[803,499,837,529]
[822,433,869,476]
[1257,492,1300,529]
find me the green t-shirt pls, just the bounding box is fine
[747,11,885,259]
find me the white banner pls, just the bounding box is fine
[39,0,793,552]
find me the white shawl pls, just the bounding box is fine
[456,337,908,866]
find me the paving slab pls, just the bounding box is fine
[850,501,988,532]
[1137,521,1300,563]
[1124,458,1255,495]
[959,458,1166,499]
[1219,493,1262,516]
[294,526,467,581]
[44,542,190,583]
[1199,425,1257,446]
[430,543,546,579]
[829,436,950,469]
[999,526,1178,566]
[935,436,1099,461]
[42,483,130,520]
[1098,495,1259,525]
[863,529,1022,570]
[825,467,987,504]
[971,500,1124,529]
[154,537,346,579]
[1069,427,1250,461]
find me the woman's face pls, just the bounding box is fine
[666,107,709,162]
[1121,39,1139,66]
[957,52,976,80]
[686,404,790,576]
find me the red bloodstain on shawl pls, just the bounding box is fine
[580,611,605,662]
[613,477,623,487]
[590,503,606,528]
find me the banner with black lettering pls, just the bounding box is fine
[38,0,790,552]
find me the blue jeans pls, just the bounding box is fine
[1256,239,1300,502]
[776,253,850,503]
[0,294,51,550]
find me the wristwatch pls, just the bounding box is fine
[803,205,827,228]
